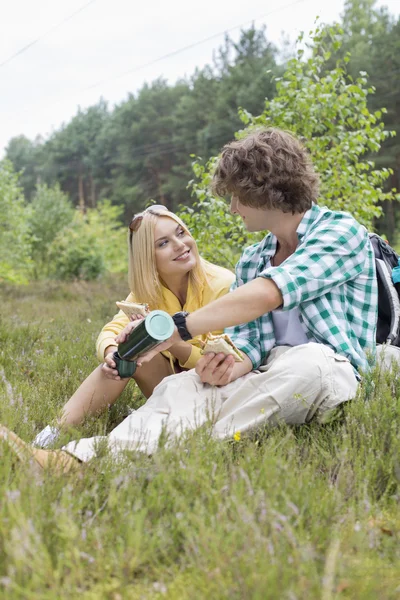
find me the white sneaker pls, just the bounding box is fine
[33,425,60,448]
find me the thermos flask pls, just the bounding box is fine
[113,310,175,378]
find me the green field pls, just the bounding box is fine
[0,278,399,599]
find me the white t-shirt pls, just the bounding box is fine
[271,307,310,347]
[268,257,310,347]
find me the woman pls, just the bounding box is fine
[33,205,235,449]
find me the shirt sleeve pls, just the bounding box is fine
[96,293,133,361]
[179,345,203,370]
[224,272,263,370]
[259,217,370,310]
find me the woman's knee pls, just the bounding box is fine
[132,354,174,397]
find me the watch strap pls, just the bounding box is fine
[172,311,192,341]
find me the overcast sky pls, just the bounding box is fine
[1,0,399,156]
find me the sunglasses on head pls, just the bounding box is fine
[129,205,169,232]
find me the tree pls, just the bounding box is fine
[322,0,400,240]
[28,183,75,278]
[172,26,281,210]
[104,78,190,216]
[48,200,126,280]
[0,161,32,283]
[183,24,398,267]
[5,26,282,221]
[41,101,110,210]
[4,135,41,201]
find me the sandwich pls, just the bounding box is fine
[116,301,150,319]
[200,333,244,362]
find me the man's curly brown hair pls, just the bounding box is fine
[212,128,320,214]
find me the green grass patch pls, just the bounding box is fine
[0,278,399,599]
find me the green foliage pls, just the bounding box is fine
[48,219,105,281]
[241,24,397,228]
[28,183,75,278]
[179,159,262,269]
[187,23,398,267]
[84,200,128,274]
[321,0,400,240]
[39,101,110,209]
[48,200,127,281]
[4,27,280,217]
[4,135,41,201]
[0,279,399,597]
[0,161,32,284]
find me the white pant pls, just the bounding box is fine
[376,343,400,370]
[63,343,358,462]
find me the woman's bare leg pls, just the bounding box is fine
[132,354,174,399]
[58,366,130,427]
[58,354,174,427]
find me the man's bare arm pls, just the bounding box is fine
[185,277,282,337]
[130,277,282,366]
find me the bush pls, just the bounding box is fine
[0,161,32,283]
[49,216,105,281]
[28,183,75,278]
[185,24,398,266]
[84,200,127,275]
[48,200,127,281]
[239,24,397,228]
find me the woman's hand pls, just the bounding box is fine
[115,315,145,345]
[100,347,121,380]
[135,327,182,366]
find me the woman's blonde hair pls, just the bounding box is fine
[128,207,207,310]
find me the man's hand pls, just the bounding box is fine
[195,353,236,386]
[195,352,254,385]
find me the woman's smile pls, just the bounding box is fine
[174,249,191,261]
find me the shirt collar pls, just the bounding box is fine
[295,203,320,240]
[261,203,321,256]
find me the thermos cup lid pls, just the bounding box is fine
[145,310,175,340]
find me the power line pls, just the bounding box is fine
[0,0,99,68]
[82,0,307,92]
[5,0,308,125]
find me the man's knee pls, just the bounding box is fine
[272,343,329,378]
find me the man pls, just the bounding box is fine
[0,128,378,467]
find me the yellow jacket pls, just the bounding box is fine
[96,261,235,370]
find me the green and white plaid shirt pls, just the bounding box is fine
[226,204,377,373]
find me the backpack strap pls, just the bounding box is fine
[375,257,400,345]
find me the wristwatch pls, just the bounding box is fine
[172,311,192,341]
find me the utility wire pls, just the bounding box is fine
[82,0,306,91]
[0,0,98,68]
[5,0,308,121]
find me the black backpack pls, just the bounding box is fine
[369,233,400,346]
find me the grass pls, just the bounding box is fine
[0,276,399,599]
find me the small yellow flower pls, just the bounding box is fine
[233,431,241,442]
[260,408,265,414]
